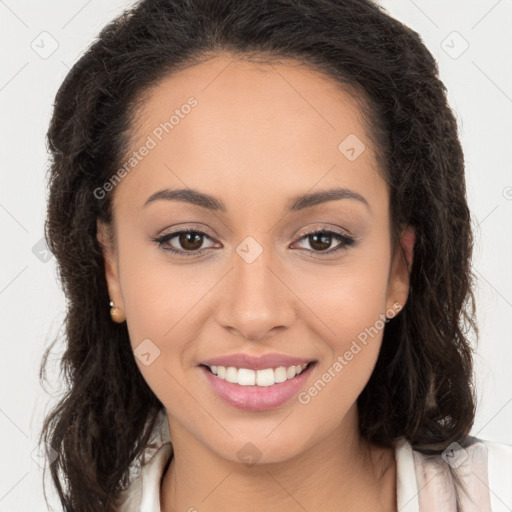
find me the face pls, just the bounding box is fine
[98,54,414,464]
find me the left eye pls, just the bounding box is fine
[293,230,355,254]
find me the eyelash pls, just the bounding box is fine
[152,227,356,258]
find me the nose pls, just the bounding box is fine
[214,245,297,341]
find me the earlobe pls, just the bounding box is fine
[96,220,125,315]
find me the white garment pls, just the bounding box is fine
[116,410,512,512]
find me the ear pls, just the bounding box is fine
[386,225,415,313]
[96,219,124,311]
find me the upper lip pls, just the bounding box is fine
[200,353,315,370]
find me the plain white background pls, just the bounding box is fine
[1,0,511,510]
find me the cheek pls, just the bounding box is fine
[295,244,391,348]
[115,219,206,344]
[293,271,390,442]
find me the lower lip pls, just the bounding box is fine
[200,363,316,411]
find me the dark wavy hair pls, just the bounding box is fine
[39,0,478,510]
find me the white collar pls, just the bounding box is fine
[117,410,512,512]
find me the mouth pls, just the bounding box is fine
[199,361,317,411]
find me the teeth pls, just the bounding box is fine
[206,363,310,386]
[238,368,256,386]
[226,367,238,383]
[256,368,274,387]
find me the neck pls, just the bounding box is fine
[160,405,397,512]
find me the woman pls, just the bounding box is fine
[40,0,512,510]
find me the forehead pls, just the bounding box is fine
[115,54,387,214]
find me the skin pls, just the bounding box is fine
[98,53,415,512]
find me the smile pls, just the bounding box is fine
[200,361,317,411]
[204,363,309,386]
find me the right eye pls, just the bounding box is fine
[152,229,218,257]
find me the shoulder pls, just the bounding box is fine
[116,409,173,512]
[116,442,173,512]
[395,436,512,512]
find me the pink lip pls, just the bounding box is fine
[199,362,316,411]
[200,353,314,370]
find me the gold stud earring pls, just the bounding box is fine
[109,300,126,323]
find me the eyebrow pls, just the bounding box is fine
[143,186,370,212]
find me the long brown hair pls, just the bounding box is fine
[40,0,477,510]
